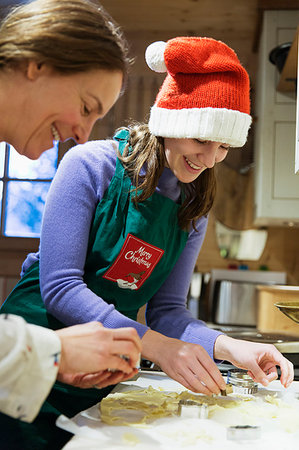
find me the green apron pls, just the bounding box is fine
[1,129,189,449]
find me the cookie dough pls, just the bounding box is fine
[100,385,240,426]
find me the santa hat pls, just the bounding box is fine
[145,37,251,147]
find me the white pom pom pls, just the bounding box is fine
[145,41,167,73]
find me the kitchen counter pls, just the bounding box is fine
[59,371,299,450]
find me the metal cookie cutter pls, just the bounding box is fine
[227,425,261,441]
[108,353,141,372]
[178,399,209,419]
[227,369,258,395]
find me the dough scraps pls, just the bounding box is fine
[99,385,241,426]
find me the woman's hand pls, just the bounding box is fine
[141,330,226,395]
[55,322,142,375]
[214,335,294,388]
[57,368,138,389]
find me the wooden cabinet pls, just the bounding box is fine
[254,10,299,226]
[257,285,299,337]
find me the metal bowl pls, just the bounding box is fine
[274,302,299,324]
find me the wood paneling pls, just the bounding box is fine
[196,211,299,285]
[101,0,258,34]
[213,165,255,231]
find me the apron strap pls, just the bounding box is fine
[113,128,131,156]
[113,128,132,225]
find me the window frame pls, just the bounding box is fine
[0,142,66,246]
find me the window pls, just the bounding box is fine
[0,142,58,238]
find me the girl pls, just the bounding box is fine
[2,36,293,448]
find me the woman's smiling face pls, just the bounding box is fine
[12,62,123,159]
[163,138,230,183]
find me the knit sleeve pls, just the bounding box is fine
[0,314,60,423]
[39,141,149,337]
[145,215,223,361]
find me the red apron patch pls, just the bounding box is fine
[103,234,164,290]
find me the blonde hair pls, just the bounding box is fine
[118,124,217,231]
[0,0,130,80]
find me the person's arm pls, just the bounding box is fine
[139,218,226,394]
[145,216,223,360]
[214,334,294,388]
[38,141,149,337]
[0,314,61,423]
[141,328,226,394]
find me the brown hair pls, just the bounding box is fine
[118,123,217,231]
[0,0,130,81]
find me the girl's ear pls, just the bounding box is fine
[26,61,45,81]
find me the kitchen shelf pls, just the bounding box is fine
[277,25,298,92]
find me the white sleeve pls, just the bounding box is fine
[0,314,61,423]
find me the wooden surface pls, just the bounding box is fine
[213,165,254,231]
[101,0,259,34]
[257,285,299,292]
[257,286,299,336]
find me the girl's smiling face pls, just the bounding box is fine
[163,138,230,183]
[11,62,123,159]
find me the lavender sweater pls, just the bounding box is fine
[22,140,222,360]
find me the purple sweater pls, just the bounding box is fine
[22,140,222,360]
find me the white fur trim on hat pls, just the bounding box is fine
[145,41,167,73]
[148,106,252,147]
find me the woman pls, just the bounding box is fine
[0,0,126,159]
[2,36,294,447]
[0,0,142,448]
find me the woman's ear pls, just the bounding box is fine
[26,61,45,81]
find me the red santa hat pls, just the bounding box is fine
[145,37,251,147]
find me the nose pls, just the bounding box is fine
[72,119,95,145]
[199,142,220,168]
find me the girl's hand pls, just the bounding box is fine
[141,330,226,395]
[214,335,294,388]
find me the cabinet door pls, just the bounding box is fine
[254,10,299,226]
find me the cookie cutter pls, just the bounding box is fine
[227,425,261,440]
[108,353,141,372]
[178,399,209,419]
[227,369,258,395]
